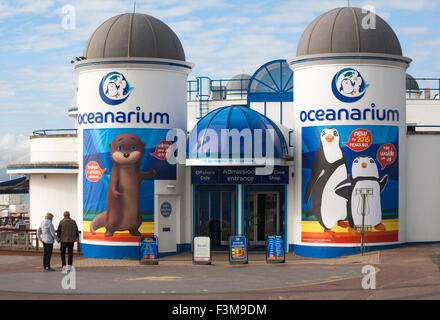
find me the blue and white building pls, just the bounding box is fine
[7,7,440,259]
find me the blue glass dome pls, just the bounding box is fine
[187,105,289,161]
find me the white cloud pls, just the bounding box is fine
[206,17,252,25]
[398,26,430,35]
[0,81,16,98]
[147,5,193,19]
[361,0,437,11]
[0,134,30,169]
[0,0,55,20]
[169,19,204,34]
[414,39,440,48]
[16,65,76,99]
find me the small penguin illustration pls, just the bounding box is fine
[352,76,362,94]
[304,128,350,239]
[340,78,355,94]
[335,155,388,231]
[106,82,119,97]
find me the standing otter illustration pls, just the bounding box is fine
[90,133,156,237]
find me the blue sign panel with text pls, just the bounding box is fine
[140,236,158,265]
[266,234,285,263]
[230,236,248,264]
[191,166,289,185]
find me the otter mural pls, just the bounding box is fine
[90,133,156,237]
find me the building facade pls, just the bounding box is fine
[7,8,440,258]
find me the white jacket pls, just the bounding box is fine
[37,219,59,244]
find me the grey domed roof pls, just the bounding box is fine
[83,13,185,61]
[406,74,419,91]
[226,74,251,91]
[297,7,402,57]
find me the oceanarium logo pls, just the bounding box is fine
[331,68,369,103]
[99,72,133,105]
[299,67,398,123]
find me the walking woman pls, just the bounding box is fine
[37,213,59,271]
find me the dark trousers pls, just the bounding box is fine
[42,242,53,269]
[60,242,74,266]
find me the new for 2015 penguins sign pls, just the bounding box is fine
[290,63,407,247]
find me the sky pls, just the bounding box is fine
[0,0,439,179]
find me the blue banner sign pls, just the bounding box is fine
[140,236,158,265]
[230,236,248,264]
[191,166,289,185]
[266,234,285,263]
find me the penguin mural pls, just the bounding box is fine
[304,128,350,238]
[335,155,388,231]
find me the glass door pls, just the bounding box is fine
[196,190,235,249]
[245,192,279,247]
[220,192,234,245]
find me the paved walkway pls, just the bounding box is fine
[55,251,379,267]
[0,244,438,299]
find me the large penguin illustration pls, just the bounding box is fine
[304,128,350,238]
[335,155,388,231]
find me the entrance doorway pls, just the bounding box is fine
[195,188,235,249]
[245,191,281,247]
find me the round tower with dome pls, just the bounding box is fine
[288,7,411,258]
[73,13,193,259]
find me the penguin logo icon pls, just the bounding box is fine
[331,68,369,103]
[99,72,134,105]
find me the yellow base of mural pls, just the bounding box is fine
[302,219,398,233]
[302,219,398,243]
[82,221,154,242]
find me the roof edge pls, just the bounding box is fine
[73,57,194,72]
[288,52,412,69]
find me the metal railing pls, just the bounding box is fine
[189,77,440,101]
[211,78,249,100]
[188,77,250,119]
[188,77,249,101]
[0,228,38,251]
[407,125,440,132]
[33,129,78,136]
[406,78,440,100]
[0,228,82,252]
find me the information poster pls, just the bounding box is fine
[266,234,285,263]
[230,236,248,264]
[140,236,158,265]
[193,236,211,265]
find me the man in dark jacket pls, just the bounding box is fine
[57,211,79,271]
